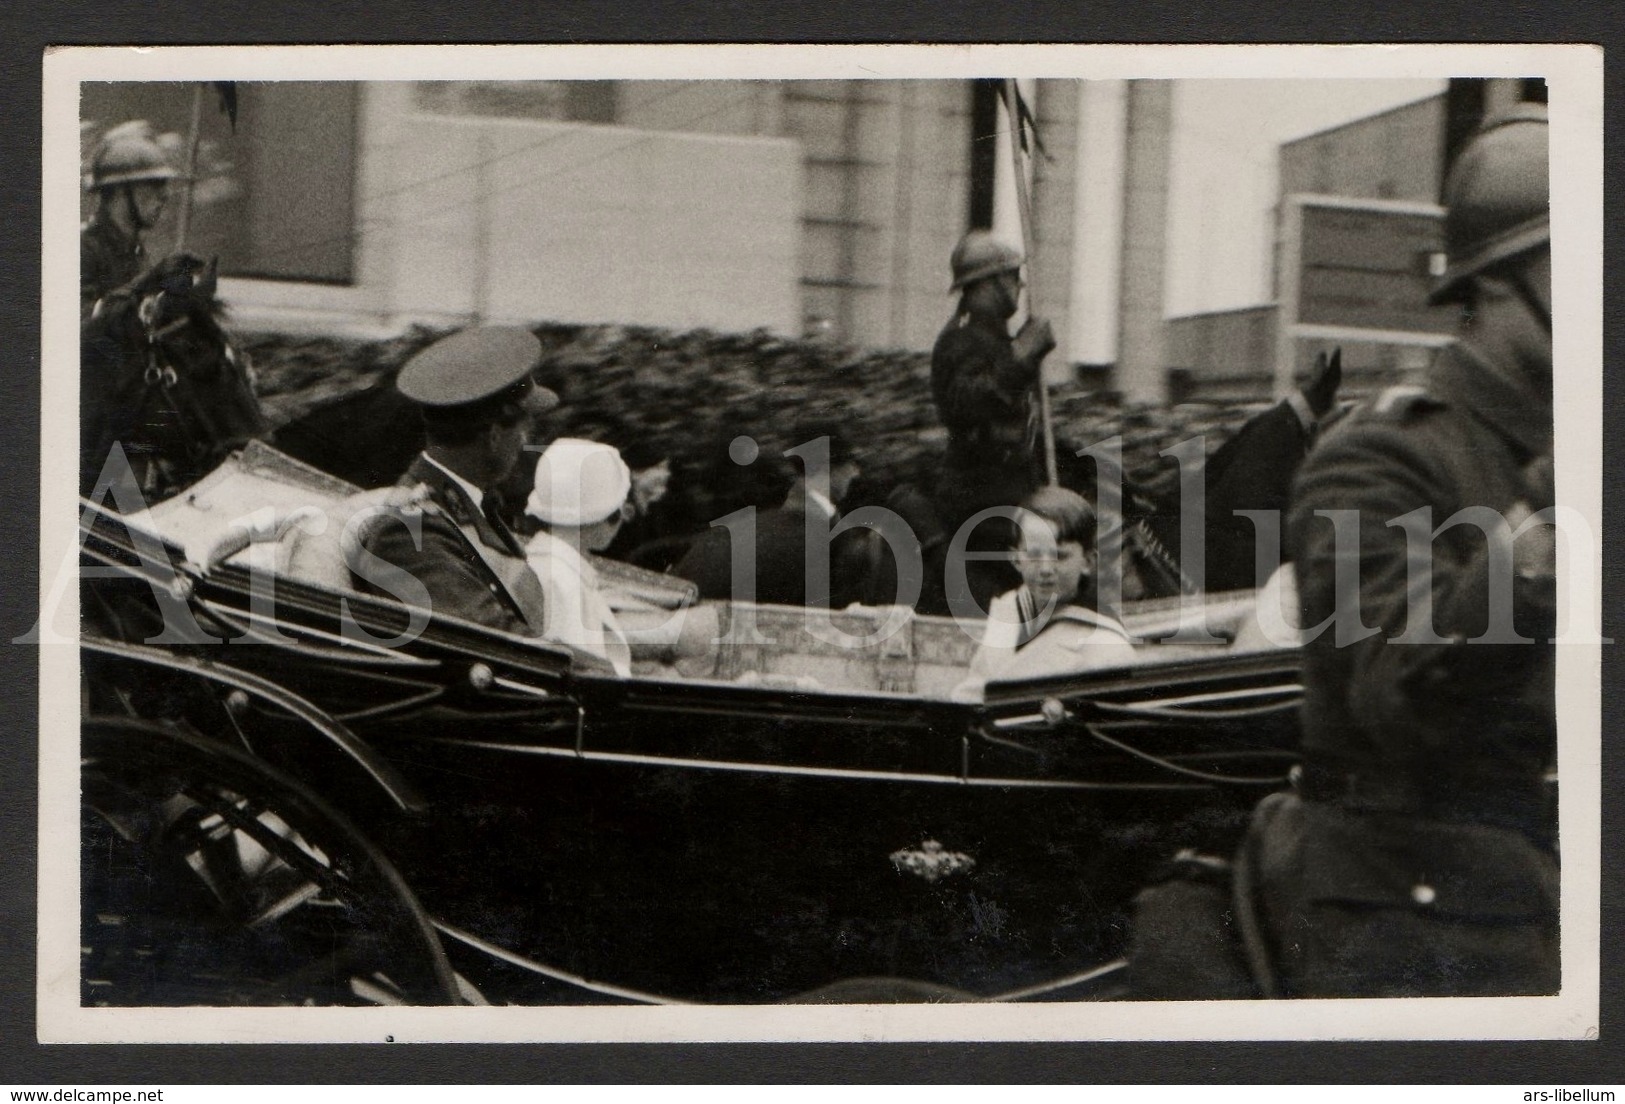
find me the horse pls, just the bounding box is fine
[1114,349,1342,598]
[271,378,425,490]
[1119,401,1316,598]
[81,254,268,504]
[829,393,1324,616]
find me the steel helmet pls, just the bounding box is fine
[86,121,180,191]
[1430,103,1550,305]
[950,229,1024,291]
[526,438,632,527]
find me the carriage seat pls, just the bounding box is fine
[210,484,727,679]
[1228,564,1302,652]
[278,484,436,592]
[195,484,433,594]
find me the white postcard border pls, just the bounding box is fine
[38,41,1606,1044]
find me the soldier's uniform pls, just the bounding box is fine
[928,313,1045,614]
[81,216,146,319]
[81,121,178,320]
[1254,347,1558,997]
[929,232,1049,614]
[1131,101,1560,1001]
[366,454,551,636]
[358,327,556,637]
[1249,105,1559,998]
[931,310,1042,480]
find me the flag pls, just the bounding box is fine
[213,81,238,132]
[1000,80,1051,163]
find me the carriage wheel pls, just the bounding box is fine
[81,716,462,1006]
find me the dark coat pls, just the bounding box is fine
[1253,342,1558,997]
[81,217,145,320]
[357,455,547,636]
[926,309,1043,613]
[674,495,843,607]
[930,309,1041,471]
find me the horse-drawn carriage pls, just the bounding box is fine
[77,257,1305,1007]
[79,440,1302,1007]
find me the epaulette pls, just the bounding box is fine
[412,482,478,526]
[1367,383,1443,422]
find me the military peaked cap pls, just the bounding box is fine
[397,326,558,411]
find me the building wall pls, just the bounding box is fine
[217,81,410,335]
[593,79,1079,357]
[1027,79,1081,378]
[1155,93,1457,402]
[1271,94,1446,313]
[877,81,977,351]
[200,83,800,336]
[80,82,361,287]
[1277,94,1446,205]
[1070,80,1127,370]
[1116,80,1174,404]
[1166,305,1277,380]
[779,80,980,352]
[616,81,779,136]
[386,113,802,333]
[83,79,1080,355]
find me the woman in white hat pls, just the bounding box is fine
[523,438,635,676]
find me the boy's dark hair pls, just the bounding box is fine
[1018,486,1096,548]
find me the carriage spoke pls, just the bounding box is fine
[82,719,462,1006]
[174,787,347,908]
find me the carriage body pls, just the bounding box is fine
[78,444,1302,1004]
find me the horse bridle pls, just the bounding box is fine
[137,295,189,389]
[132,289,219,481]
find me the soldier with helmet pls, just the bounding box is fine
[930,229,1057,613]
[82,121,180,319]
[1244,104,1559,997]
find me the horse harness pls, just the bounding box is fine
[1128,515,1197,597]
[130,291,228,493]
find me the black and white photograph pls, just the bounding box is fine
[39,43,1603,1044]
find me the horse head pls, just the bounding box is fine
[81,252,267,502]
[130,253,219,335]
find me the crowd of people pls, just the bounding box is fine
[81,102,1561,1000]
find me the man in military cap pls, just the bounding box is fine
[1246,104,1558,997]
[82,121,179,320]
[930,229,1056,614]
[359,326,558,636]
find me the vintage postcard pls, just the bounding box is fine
[40,42,1604,1043]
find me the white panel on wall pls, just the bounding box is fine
[389,124,483,319]
[393,116,801,334]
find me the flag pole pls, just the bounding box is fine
[1002,79,1059,487]
[174,82,206,252]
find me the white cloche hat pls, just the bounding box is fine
[526,438,632,526]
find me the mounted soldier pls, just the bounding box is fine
[1245,104,1559,997]
[82,121,180,321]
[929,229,1057,614]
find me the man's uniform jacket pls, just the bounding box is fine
[81,217,146,319]
[1253,342,1558,997]
[359,455,548,637]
